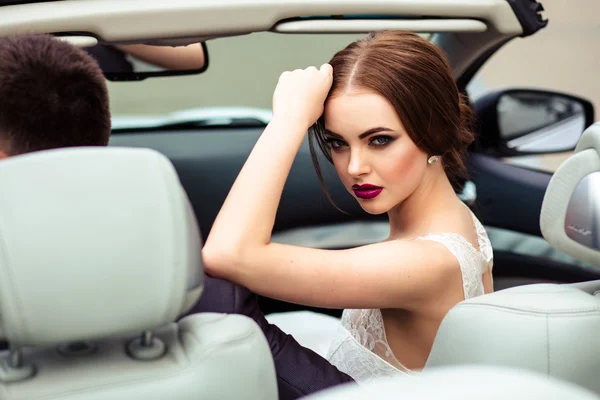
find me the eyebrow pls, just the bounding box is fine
[324,127,394,140]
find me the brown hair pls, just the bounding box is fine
[309,31,474,202]
[0,34,110,155]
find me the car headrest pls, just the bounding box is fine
[0,147,203,347]
[541,122,600,269]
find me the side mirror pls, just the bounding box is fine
[473,89,595,156]
[84,42,209,81]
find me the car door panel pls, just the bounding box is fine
[468,153,552,237]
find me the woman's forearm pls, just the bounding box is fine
[204,118,307,265]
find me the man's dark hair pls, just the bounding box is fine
[0,34,110,155]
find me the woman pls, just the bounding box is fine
[203,31,494,383]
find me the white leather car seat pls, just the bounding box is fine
[423,123,600,394]
[0,147,277,400]
[302,365,600,400]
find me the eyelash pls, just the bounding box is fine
[324,135,394,150]
[370,135,392,147]
[325,138,346,150]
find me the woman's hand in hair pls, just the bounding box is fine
[272,64,333,130]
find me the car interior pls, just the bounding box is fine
[0,0,599,398]
[0,125,599,400]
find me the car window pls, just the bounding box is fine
[466,0,598,173]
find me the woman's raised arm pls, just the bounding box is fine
[203,64,331,265]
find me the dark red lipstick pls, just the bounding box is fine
[352,184,383,199]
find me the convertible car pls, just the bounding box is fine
[0,0,598,399]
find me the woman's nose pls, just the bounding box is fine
[347,150,370,177]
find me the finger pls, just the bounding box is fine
[320,63,333,76]
[306,66,318,72]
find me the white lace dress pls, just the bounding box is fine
[325,209,494,383]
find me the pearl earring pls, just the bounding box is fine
[427,155,439,164]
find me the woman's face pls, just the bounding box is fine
[323,90,429,215]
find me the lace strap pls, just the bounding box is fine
[468,215,495,288]
[469,210,494,268]
[415,233,487,299]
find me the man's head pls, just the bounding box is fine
[0,34,110,159]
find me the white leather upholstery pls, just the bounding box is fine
[540,122,600,267]
[424,122,600,395]
[0,147,277,399]
[425,283,600,392]
[303,365,600,400]
[5,313,276,400]
[0,147,203,345]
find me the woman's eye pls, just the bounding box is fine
[326,139,346,149]
[370,135,392,146]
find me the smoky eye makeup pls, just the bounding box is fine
[324,135,347,149]
[323,127,398,150]
[368,134,396,147]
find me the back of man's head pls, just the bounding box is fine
[0,34,110,158]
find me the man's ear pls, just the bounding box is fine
[0,138,10,159]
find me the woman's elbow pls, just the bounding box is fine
[202,242,238,278]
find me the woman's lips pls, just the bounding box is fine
[352,184,383,200]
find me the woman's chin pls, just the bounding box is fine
[356,199,390,215]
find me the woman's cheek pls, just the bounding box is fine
[388,145,424,179]
[381,147,428,197]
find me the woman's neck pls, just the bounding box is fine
[387,170,460,240]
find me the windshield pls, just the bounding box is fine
[107,32,431,124]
